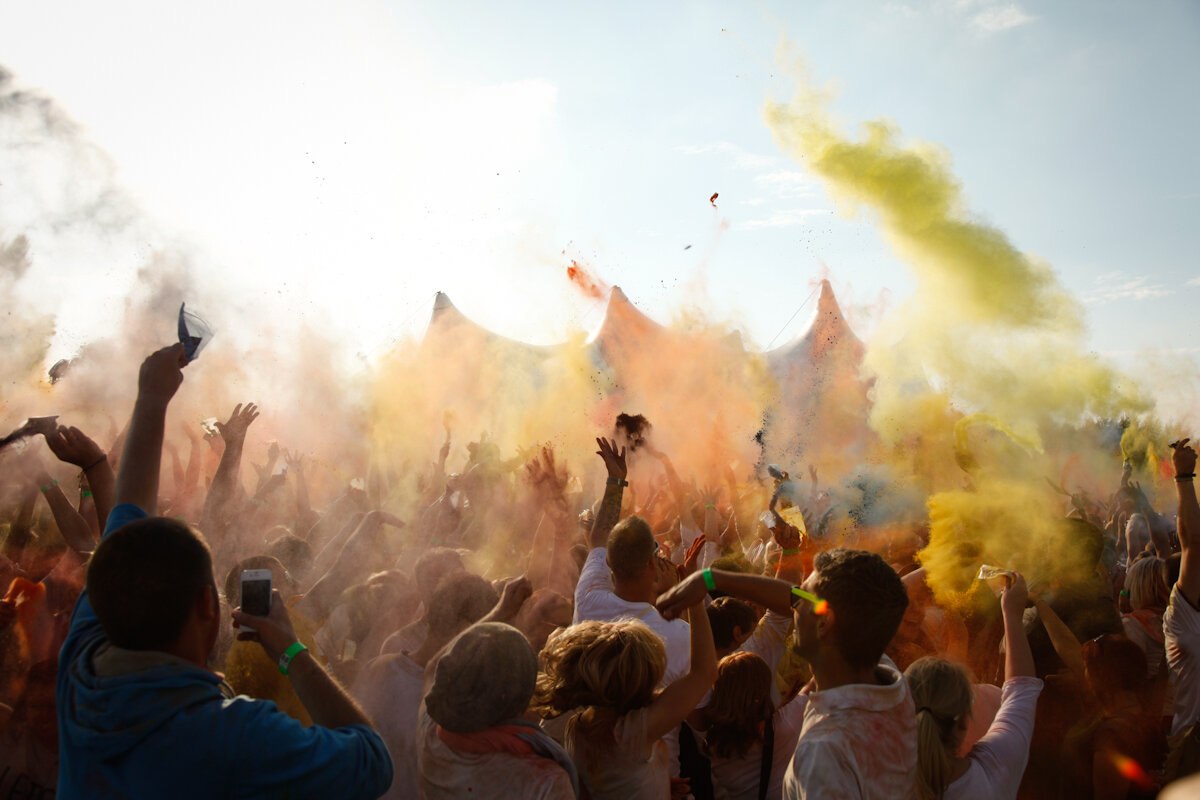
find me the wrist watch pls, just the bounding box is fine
[606,476,629,487]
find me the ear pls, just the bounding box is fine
[197,583,220,621]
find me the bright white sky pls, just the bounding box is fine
[1,1,1198,376]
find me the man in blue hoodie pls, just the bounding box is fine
[56,343,394,799]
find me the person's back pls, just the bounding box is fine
[706,692,807,800]
[787,658,916,799]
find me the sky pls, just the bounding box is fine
[0,0,1197,378]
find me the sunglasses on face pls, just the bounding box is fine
[791,586,829,615]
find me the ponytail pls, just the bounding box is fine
[914,707,953,800]
[905,657,975,800]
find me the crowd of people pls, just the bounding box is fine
[1,342,1199,799]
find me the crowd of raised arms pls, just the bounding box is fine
[1,343,1199,799]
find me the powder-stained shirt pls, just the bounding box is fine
[782,660,917,800]
[945,676,1043,800]
[1165,584,1200,736]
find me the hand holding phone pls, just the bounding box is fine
[238,569,272,634]
[231,583,301,664]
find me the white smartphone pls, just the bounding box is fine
[239,569,272,634]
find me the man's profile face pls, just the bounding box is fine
[791,571,823,660]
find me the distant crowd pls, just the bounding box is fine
[2,342,1199,799]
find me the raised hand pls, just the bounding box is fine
[44,425,106,469]
[1173,437,1197,477]
[232,588,299,662]
[681,534,707,578]
[595,437,627,480]
[1000,571,1029,616]
[216,403,259,443]
[770,511,802,551]
[283,448,305,472]
[487,575,534,623]
[138,343,188,407]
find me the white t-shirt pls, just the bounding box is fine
[573,547,691,683]
[944,676,1043,800]
[783,660,917,800]
[351,651,426,800]
[1165,584,1200,736]
[707,693,808,800]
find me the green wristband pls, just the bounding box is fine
[81,489,93,499]
[702,568,716,592]
[40,479,59,493]
[782,548,802,556]
[278,641,308,675]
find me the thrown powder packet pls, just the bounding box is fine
[976,564,1013,596]
[178,303,214,363]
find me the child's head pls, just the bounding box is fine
[702,651,774,759]
[535,619,665,716]
[706,596,759,656]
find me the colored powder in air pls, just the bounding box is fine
[763,55,1152,602]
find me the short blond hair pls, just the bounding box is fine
[534,619,665,718]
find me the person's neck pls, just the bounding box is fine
[810,653,881,692]
[613,580,656,605]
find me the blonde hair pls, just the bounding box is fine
[1125,556,1168,612]
[703,651,774,759]
[533,619,666,719]
[905,657,974,800]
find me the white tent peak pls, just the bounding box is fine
[587,285,664,345]
[767,278,862,363]
[428,291,484,334]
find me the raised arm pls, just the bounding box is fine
[200,402,259,532]
[1032,595,1084,677]
[1,487,37,565]
[45,424,114,532]
[589,437,627,550]
[285,450,312,522]
[643,596,718,743]
[1000,573,1035,679]
[657,568,795,620]
[29,463,95,555]
[1174,439,1199,607]
[115,344,187,514]
[233,589,373,730]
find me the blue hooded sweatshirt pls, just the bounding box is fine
[56,504,394,799]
